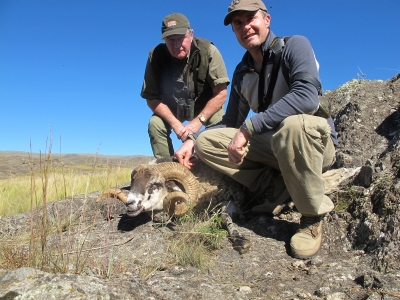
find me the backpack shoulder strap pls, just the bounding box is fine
[258,36,290,112]
[291,72,323,96]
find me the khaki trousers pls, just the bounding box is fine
[195,114,336,216]
[148,107,224,158]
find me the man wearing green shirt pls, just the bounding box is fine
[141,13,230,158]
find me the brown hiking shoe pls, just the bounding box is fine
[290,215,324,259]
[252,175,292,215]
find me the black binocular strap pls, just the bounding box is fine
[191,54,199,99]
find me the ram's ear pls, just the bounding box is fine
[130,164,148,185]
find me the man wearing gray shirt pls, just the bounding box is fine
[176,0,338,259]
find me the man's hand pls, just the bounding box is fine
[180,118,203,141]
[175,139,196,169]
[173,124,187,140]
[227,127,250,164]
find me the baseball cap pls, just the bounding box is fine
[161,13,190,39]
[224,0,268,26]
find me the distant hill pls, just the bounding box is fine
[0,151,153,179]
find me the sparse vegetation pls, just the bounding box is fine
[130,211,228,280]
[333,184,360,212]
[0,146,134,276]
[168,211,227,269]
[0,148,229,279]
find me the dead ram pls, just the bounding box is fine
[97,158,359,254]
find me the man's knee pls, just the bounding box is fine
[278,115,303,135]
[276,115,331,141]
[148,115,168,137]
[194,131,208,157]
[195,128,236,159]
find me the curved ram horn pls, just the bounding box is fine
[163,191,189,217]
[96,188,127,204]
[155,162,199,216]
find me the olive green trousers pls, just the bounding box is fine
[195,114,336,216]
[148,107,224,159]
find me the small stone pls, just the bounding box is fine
[350,185,367,195]
[307,265,318,275]
[263,272,273,277]
[292,261,306,269]
[326,292,347,299]
[310,256,323,266]
[297,292,312,299]
[362,273,384,289]
[365,159,373,166]
[315,286,331,297]
[353,165,373,187]
[238,286,251,293]
[374,162,386,172]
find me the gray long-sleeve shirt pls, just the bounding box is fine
[192,31,338,145]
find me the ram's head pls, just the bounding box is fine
[97,162,199,217]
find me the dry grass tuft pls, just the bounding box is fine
[167,210,227,269]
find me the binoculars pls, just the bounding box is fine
[177,99,195,121]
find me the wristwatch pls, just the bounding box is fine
[198,114,206,124]
[241,122,249,132]
[241,122,250,135]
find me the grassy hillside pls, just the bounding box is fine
[0,151,153,215]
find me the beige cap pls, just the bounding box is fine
[224,0,268,26]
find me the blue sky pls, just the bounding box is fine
[1,0,399,156]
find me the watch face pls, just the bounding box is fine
[199,115,206,122]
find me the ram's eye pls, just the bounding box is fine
[148,182,162,195]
